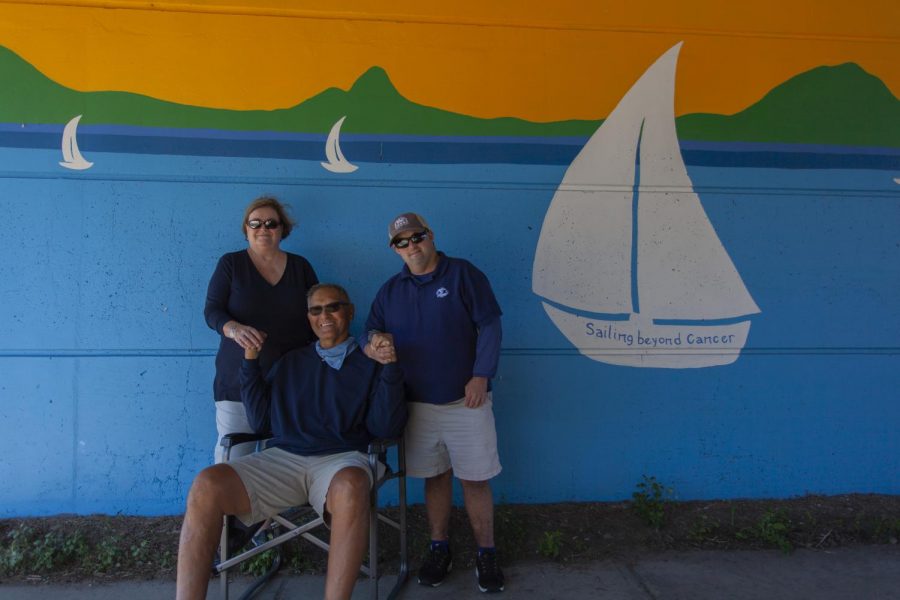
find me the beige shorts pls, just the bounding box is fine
[228,447,383,526]
[404,395,502,481]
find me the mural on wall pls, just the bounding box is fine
[533,43,761,368]
[0,2,898,516]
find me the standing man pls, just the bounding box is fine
[364,213,505,593]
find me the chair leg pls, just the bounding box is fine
[370,486,380,600]
[219,515,230,600]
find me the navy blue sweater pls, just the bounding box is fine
[205,250,318,402]
[240,345,407,456]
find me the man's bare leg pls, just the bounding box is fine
[424,469,453,541]
[460,479,494,547]
[323,467,371,600]
[176,464,251,600]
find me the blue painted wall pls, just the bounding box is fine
[2,140,898,516]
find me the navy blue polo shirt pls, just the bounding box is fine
[364,253,502,405]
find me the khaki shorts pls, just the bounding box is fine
[228,447,383,526]
[404,395,502,481]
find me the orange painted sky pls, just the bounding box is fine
[0,0,897,121]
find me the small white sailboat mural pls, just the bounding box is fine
[59,115,93,170]
[532,43,760,368]
[321,116,358,173]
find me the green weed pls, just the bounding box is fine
[737,509,793,553]
[0,526,89,574]
[538,530,562,559]
[873,517,900,542]
[240,549,278,577]
[632,475,675,530]
[688,516,720,543]
[92,536,122,572]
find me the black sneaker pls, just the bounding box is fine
[475,550,505,593]
[417,543,453,587]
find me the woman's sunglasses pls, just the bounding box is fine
[307,301,350,316]
[392,231,429,249]
[247,219,281,230]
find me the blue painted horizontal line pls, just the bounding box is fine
[0,349,217,358]
[537,300,759,324]
[538,297,632,321]
[1,347,897,359]
[0,170,895,199]
[2,130,898,169]
[654,315,758,326]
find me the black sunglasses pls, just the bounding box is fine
[247,218,281,230]
[392,231,429,249]
[308,301,350,316]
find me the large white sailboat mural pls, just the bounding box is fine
[321,115,358,173]
[59,115,93,170]
[532,43,760,368]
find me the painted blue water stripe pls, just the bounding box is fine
[2,131,898,169]
[6,123,898,156]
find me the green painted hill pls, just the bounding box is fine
[0,45,897,146]
[0,47,592,135]
[677,63,900,147]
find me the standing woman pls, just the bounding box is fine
[204,196,318,463]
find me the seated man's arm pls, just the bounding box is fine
[239,345,274,433]
[366,358,407,440]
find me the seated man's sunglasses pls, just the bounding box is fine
[308,301,350,316]
[247,219,281,230]
[392,230,429,249]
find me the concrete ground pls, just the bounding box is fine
[1,545,898,599]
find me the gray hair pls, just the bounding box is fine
[306,283,351,304]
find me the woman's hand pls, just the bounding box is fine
[225,321,267,351]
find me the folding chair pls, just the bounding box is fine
[214,432,408,600]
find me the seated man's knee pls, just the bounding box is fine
[327,467,370,511]
[188,464,235,510]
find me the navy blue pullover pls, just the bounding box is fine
[240,344,407,456]
[364,253,502,405]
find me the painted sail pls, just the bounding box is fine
[321,116,358,173]
[532,43,760,368]
[59,115,93,170]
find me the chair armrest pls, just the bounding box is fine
[220,432,272,448]
[368,437,400,455]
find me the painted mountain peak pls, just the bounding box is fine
[0,45,897,146]
[677,62,900,146]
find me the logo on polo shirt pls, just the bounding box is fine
[436,287,449,298]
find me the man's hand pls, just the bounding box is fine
[244,344,261,360]
[464,376,488,408]
[366,332,397,365]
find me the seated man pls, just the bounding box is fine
[177,283,406,600]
